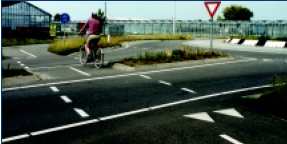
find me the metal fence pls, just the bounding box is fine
[106,20,287,38]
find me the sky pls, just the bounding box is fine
[29,1,287,21]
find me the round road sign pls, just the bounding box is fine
[60,13,70,24]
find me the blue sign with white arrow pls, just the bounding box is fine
[60,13,70,24]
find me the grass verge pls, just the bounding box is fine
[2,38,52,47]
[48,34,193,55]
[118,46,227,66]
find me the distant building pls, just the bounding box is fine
[2,1,52,38]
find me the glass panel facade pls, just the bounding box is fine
[2,2,51,28]
[105,20,287,38]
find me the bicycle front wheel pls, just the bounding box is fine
[93,48,104,68]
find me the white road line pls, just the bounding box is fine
[50,86,59,92]
[30,119,99,136]
[3,59,255,91]
[139,74,152,80]
[158,80,172,86]
[2,134,30,143]
[6,84,270,141]
[69,67,91,77]
[73,108,90,118]
[19,49,37,58]
[20,63,25,66]
[220,134,244,144]
[99,108,149,121]
[17,61,21,64]
[60,95,72,103]
[24,66,30,69]
[181,88,197,94]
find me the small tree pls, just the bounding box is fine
[54,13,61,21]
[223,5,253,21]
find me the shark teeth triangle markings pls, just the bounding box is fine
[213,108,244,119]
[184,112,215,123]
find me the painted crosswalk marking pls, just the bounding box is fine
[181,88,197,94]
[60,95,72,103]
[73,108,90,118]
[158,80,172,86]
[220,134,244,144]
[50,86,59,92]
[184,112,215,123]
[213,108,244,119]
[139,74,152,80]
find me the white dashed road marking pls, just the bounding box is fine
[214,108,244,119]
[2,134,30,143]
[5,84,271,142]
[50,86,59,92]
[69,67,91,77]
[181,88,197,94]
[158,80,172,86]
[73,108,90,118]
[220,134,244,144]
[139,74,152,80]
[19,49,37,58]
[24,66,30,69]
[20,63,25,66]
[4,59,255,91]
[17,61,21,64]
[60,95,72,103]
[184,112,215,123]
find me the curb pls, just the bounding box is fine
[112,63,135,71]
[112,57,234,72]
[224,38,287,48]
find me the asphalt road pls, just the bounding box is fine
[2,40,287,143]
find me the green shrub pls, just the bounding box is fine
[48,34,193,55]
[120,46,227,66]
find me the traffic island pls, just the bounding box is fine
[112,46,229,71]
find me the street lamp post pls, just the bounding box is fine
[173,1,176,35]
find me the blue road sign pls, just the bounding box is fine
[60,13,70,24]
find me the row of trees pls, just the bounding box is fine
[218,5,253,21]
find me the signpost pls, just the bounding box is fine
[60,13,70,46]
[204,1,221,49]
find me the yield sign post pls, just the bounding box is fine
[204,1,221,49]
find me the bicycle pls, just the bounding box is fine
[79,35,104,68]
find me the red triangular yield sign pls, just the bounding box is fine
[204,1,221,18]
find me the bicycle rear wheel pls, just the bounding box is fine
[93,48,104,68]
[79,45,87,65]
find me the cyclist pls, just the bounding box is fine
[79,13,103,57]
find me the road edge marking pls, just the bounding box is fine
[2,134,30,143]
